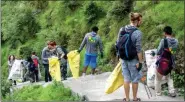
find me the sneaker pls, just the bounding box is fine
[168,89,176,97]
[156,92,162,96]
[169,92,176,97]
[169,90,176,97]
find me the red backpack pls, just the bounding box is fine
[32,58,39,68]
[156,38,175,76]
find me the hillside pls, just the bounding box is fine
[1,1,184,100]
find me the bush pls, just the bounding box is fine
[5,81,81,101]
[1,78,11,100]
[2,3,40,49]
[109,0,134,21]
[171,71,184,90]
[18,45,33,59]
[63,0,81,11]
[84,1,106,24]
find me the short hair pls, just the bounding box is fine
[129,12,142,22]
[47,41,56,46]
[163,26,172,35]
[27,56,33,63]
[91,26,99,32]
[32,52,36,55]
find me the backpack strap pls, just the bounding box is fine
[164,38,168,48]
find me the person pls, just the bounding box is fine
[116,12,143,101]
[31,52,40,82]
[77,26,103,76]
[58,46,68,80]
[41,41,65,82]
[26,56,37,83]
[155,26,178,97]
[49,42,68,80]
[8,55,15,74]
[22,59,29,82]
[8,55,16,85]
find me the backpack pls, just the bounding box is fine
[32,58,39,68]
[55,46,68,60]
[116,27,138,60]
[28,62,36,71]
[156,38,175,76]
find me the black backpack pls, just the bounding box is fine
[28,62,36,72]
[116,27,138,60]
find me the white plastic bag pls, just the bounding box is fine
[145,49,167,88]
[8,60,24,81]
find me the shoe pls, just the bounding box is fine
[169,89,176,97]
[62,77,67,81]
[169,92,176,97]
[156,92,162,96]
[13,80,17,85]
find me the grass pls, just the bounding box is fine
[1,1,184,99]
[5,81,81,101]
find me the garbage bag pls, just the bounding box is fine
[105,61,124,94]
[48,57,61,81]
[67,50,80,78]
[8,60,24,81]
[145,49,167,88]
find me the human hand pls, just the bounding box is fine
[136,62,142,72]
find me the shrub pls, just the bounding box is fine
[5,81,81,101]
[84,2,106,24]
[109,0,134,21]
[18,45,33,58]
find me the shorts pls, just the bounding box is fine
[84,54,97,69]
[121,59,142,83]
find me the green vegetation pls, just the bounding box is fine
[5,81,81,101]
[2,1,184,100]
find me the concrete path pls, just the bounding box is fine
[12,72,184,101]
[62,72,184,101]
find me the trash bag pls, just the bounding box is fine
[8,60,24,81]
[48,57,61,81]
[105,61,124,94]
[145,49,167,88]
[67,50,80,78]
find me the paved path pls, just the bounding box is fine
[62,72,183,101]
[13,72,184,101]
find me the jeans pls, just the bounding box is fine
[43,64,52,82]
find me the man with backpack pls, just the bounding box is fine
[41,41,66,82]
[77,26,103,76]
[116,12,143,101]
[31,52,40,82]
[155,26,178,97]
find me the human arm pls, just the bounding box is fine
[78,34,87,53]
